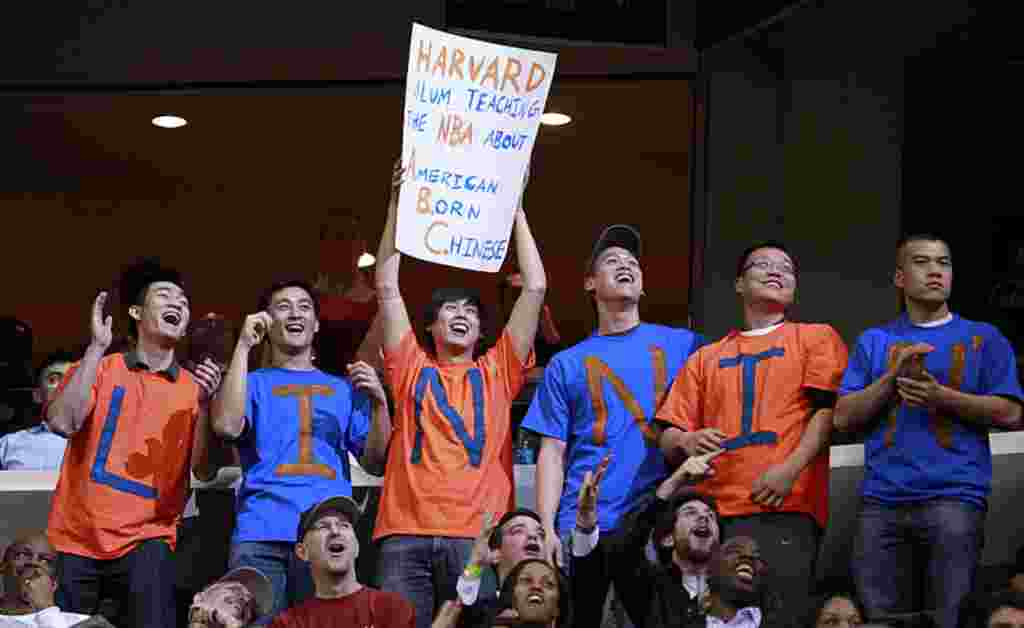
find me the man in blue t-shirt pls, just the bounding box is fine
[834,234,1024,628]
[212,279,392,620]
[522,225,705,628]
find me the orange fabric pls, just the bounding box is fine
[656,323,848,526]
[47,354,200,559]
[374,330,533,540]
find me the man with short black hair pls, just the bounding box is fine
[373,159,546,628]
[269,496,414,628]
[834,234,1024,628]
[524,224,706,628]
[455,508,548,628]
[0,350,74,470]
[573,451,723,628]
[45,258,223,628]
[213,278,391,619]
[696,537,769,628]
[659,241,848,623]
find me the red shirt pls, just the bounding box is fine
[269,587,415,628]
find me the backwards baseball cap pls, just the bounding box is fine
[216,567,274,619]
[296,495,361,541]
[587,224,643,273]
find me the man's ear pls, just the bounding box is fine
[583,276,595,293]
[32,389,43,405]
[660,534,674,550]
[129,305,142,321]
[295,542,308,563]
[893,269,905,289]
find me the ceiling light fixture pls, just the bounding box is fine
[152,115,187,129]
[540,112,571,126]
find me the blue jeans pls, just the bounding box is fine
[229,541,314,623]
[377,535,473,628]
[853,499,985,628]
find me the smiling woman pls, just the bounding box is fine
[493,558,570,628]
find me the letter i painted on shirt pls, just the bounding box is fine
[273,384,337,479]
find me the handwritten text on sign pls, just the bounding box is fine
[397,23,557,272]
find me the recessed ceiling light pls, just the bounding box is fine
[152,115,187,129]
[540,112,571,126]
[357,252,376,268]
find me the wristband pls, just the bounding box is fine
[463,563,482,579]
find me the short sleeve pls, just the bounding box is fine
[655,351,704,433]
[236,372,261,442]
[344,383,371,458]
[521,358,571,442]
[838,332,877,397]
[802,325,849,393]
[0,435,9,470]
[383,330,428,402]
[979,326,1024,403]
[482,329,535,400]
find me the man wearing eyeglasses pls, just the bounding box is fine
[656,241,848,622]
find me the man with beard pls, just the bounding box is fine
[213,280,392,619]
[696,537,769,628]
[45,259,223,628]
[658,242,847,622]
[454,509,548,628]
[834,234,1023,628]
[269,496,414,628]
[574,451,723,628]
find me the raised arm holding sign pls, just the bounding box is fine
[372,28,552,628]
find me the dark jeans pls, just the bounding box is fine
[229,541,314,624]
[720,512,822,625]
[56,539,176,628]
[377,535,474,628]
[853,499,985,628]
[562,529,635,628]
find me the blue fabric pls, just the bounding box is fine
[233,368,371,544]
[522,323,705,533]
[377,535,474,628]
[0,422,67,470]
[839,314,1024,507]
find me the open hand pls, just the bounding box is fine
[91,291,113,351]
[576,454,611,530]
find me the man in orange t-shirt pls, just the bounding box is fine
[45,259,223,628]
[657,242,847,621]
[372,159,545,628]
